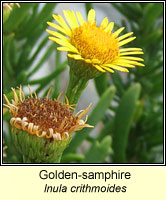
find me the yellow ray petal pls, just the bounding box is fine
[93,64,106,72]
[52,14,72,37]
[78,103,92,120]
[46,29,69,41]
[57,91,63,102]
[47,22,70,37]
[117,32,133,41]
[118,37,136,47]
[33,90,38,99]
[57,46,75,53]
[19,85,23,102]
[3,94,10,105]
[49,37,79,54]
[88,9,95,24]
[113,27,125,38]
[65,96,69,105]
[70,11,79,27]
[103,64,129,72]
[100,17,109,28]
[116,59,145,67]
[20,86,25,101]
[104,22,114,33]
[118,56,144,62]
[120,51,144,56]
[63,10,74,29]
[75,109,84,117]
[68,54,83,60]
[128,61,145,67]
[46,88,52,99]
[28,84,33,98]
[119,48,142,52]
[101,66,114,73]
[63,10,79,30]
[91,58,100,64]
[11,87,19,103]
[76,11,85,26]
[68,125,87,134]
[65,45,79,53]
[49,37,69,46]
[85,59,93,64]
[112,62,135,68]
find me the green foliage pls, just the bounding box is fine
[111,2,163,163]
[3,3,163,163]
[81,136,112,163]
[3,3,58,92]
[112,83,141,163]
[65,86,116,154]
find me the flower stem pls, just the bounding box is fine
[66,70,88,105]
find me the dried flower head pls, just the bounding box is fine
[3,86,93,142]
[3,3,20,23]
[3,3,20,10]
[46,9,144,79]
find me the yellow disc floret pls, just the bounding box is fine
[71,23,119,64]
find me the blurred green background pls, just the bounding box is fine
[3,3,163,163]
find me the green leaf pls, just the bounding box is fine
[26,36,49,69]
[120,3,142,20]
[27,62,67,94]
[143,3,163,26]
[3,3,35,33]
[15,46,32,73]
[19,3,56,38]
[97,119,114,141]
[27,44,55,77]
[28,62,67,86]
[110,72,124,97]
[147,132,163,148]
[111,3,140,23]
[3,34,15,77]
[112,83,141,163]
[133,100,145,123]
[65,86,116,153]
[61,153,84,163]
[81,136,112,163]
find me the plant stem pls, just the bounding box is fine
[66,70,88,105]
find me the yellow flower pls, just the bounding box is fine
[46,9,144,74]
[3,86,93,141]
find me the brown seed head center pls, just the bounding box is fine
[13,98,77,134]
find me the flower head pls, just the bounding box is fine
[3,86,93,163]
[46,9,144,78]
[3,86,93,141]
[3,3,20,23]
[3,3,20,10]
